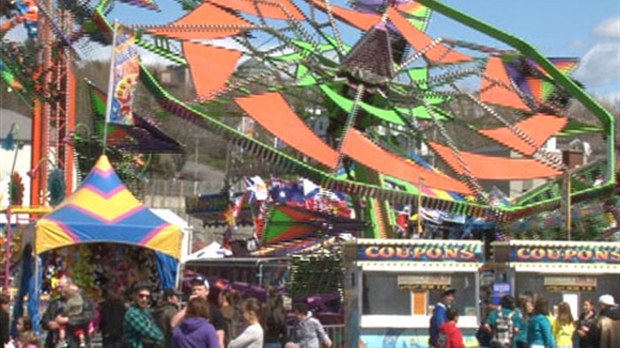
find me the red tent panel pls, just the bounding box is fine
[478,113,568,156]
[183,41,243,101]
[340,129,472,194]
[387,7,471,64]
[147,2,253,40]
[428,142,561,180]
[235,92,339,168]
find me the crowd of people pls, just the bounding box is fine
[0,275,333,348]
[428,288,620,348]
[1,274,617,348]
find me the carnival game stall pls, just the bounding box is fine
[491,240,620,318]
[15,155,184,331]
[344,239,483,348]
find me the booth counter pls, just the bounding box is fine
[490,240,620,318]
[344,239,483,348]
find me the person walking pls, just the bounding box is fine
[514,295,534,348]
[552,302,574,348]
[429,288,456,348]
[264,293,287,348]
[171,297,219,348]
[437,308,465,348]
[171,276,226,348]
[228,298,264,348]
[574,299,596,348]
[218,289,242,346]
[154,288,182,348]
[99,287,127,348]
[286,302,331,348]
[484,295,524,348]
[595,294,620,348]
[123,282,164,348]
[0,295,10,347]
[526,297,556,348]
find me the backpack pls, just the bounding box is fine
[434,331,449,348]
[490,307,515,348]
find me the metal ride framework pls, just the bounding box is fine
[1,0,76,206]
[1,0,617,238]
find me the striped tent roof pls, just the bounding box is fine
[34,156,182,258]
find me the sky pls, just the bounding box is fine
[433,0,620,101]
[4,0,619,100]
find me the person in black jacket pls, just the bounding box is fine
[99,287,127,348]
[0,295,10,347]
[41,277,95,348]
[264,293,288,348]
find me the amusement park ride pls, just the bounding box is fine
[1,2,619,346]
[0,0,618,239]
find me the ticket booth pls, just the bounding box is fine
[343,239,484,347]
[491,240,620,318]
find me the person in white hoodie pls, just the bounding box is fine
[286,303,331,348]
[228,298,264,348]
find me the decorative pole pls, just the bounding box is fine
[417,177,424,236]
[4,206,11,294]
[566,171,572,241]
[102,19,120,154]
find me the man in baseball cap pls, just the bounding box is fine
[596,294,620,348]
[170,275,225,348]
[429,287,457,347]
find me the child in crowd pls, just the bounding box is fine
[57,284,85,348]
[17,331,40,348]
[438,308,465,348]
[553,302,574,348]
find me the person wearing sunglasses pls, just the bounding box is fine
[124,282,164,348]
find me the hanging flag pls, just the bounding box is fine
[106,23,140,126]
[243,176,269,201]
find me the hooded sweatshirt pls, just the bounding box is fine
[597,306,620,348]
[527,314,556,348]
[290,313,331,348]
[171,317,219,348]
[439,321,465,348]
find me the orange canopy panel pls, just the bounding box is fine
[478,113,568,156]
[306,0,380,31]
[235,92,339,168]
[207,0,306,20]
[428,142,561,180]
[147,2,253,41]
[341,129,472,194]
[481,56,530,111]
[387,7,471,65]
[183,41,243,100]
[396,2,425,13]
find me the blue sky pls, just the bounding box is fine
[106,0,619,98]
[434,0,620,99]
[5,0,617,99]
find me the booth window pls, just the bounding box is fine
[362,272,477,316]
[363,273,411,315]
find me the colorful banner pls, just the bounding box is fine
[510,245,620,264]
[108,24,139,126]
[359,328,479,348]
[356,242,483,262]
